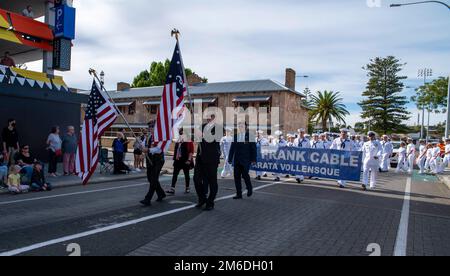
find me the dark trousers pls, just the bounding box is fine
[113,152,129,174]
[194,159,218,207]
[145,154,166,201]
[234,163,253,196]
[48,150,58,174]
[172,162,190,188]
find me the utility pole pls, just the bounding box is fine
[418,68,433,140]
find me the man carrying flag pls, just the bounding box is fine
[76,81,118,185]
[140,41,188,206]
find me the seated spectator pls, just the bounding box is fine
[30,162,52,192]
[0,52,16,67]
[112,132,130,175]
[22,5,35,18]
[7,165,29,194]
[0,152,7,187]
[14,144,36,184]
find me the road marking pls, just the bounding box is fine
[394,177,411,257]
[0,182,278,256]
[0,183,149,206]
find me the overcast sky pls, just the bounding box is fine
[30,0,450,127]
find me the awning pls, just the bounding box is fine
[143,101,161,106]
[115,102,134,107]
[233,96,271,103]
[186,97,217,104]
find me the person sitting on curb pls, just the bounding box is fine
[30,162,52,192]
[7,165,29,194]
[0,152,7,188]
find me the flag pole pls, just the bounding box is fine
[88,68,140,140]
[171,29,195,140]
[88,69,155,165]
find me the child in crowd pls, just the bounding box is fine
[7,165,29,194]
[31,162,52,192]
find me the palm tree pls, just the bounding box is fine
[309,91,350,131]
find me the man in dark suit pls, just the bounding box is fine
[228,122,257,199]
[140,121,166,207]
[194,115,222,211]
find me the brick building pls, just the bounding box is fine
[104,68,309,137]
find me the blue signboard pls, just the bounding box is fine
[252,146,363,181]
[55,5,76,40]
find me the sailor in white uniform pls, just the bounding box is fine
[220,127,233,178]
[330,128,355,188]
[379,135,393,172]
[424,143,434,173]
[416,140,427,174]
[310,133,324,149]
[406,138,416,174]
[255,130,269,180]
[294,128,310,183]
[273,131,287,181]
[362,131,381,190]
[429,142,441,174]
[320,133,332,149]
[396,142,408,173]
[439,139,450,174]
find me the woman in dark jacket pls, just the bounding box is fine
[167,129,194,195]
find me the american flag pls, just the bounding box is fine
[154,42,188,151]
[76,81,118,185]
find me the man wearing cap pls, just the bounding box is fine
[331,128,355,188]
[320,133,332,149]
[255,130,269,180]
[406,138,416,174]
[294,128,310,183]
[362,131,381,190]
[439,138,450,173]
[140,121,166,207]
[220,128,233,178]
[379,135,394,173]
[273,131,286,181]
[310,133,323,149]
[417,139,427,174]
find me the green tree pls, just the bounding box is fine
[309,91,350,131]
[359,56,410,134]
[411,77,449,113]
[354,122,366,134]
[131,59,207,88]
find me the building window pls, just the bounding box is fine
[128,102,136,115]
[259,102,272,113]
[150,105,158,114]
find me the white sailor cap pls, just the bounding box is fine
[274,130,283,136]
[298,128,306,133]
[312,133,319,137]
[340,128,349,133]
[367,131,377,137]
[256,130,264,134]
[287,134,295,138]
[225,127,233,132]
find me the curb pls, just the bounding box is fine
[0,171,167,195]
[437,175,450,190]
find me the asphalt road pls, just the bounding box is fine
[0,170,449,256]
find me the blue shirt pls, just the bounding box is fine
[113,139,125,153]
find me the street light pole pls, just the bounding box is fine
[391,1,450,10]
[446,75,450,138]
[418,69,433,139]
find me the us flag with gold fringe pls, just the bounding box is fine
[76,81,118,185]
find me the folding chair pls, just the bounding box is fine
[99,148,114,174]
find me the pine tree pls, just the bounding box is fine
[359,56,410,134]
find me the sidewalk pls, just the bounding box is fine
[437,172,450,190]
[0,153,176,195]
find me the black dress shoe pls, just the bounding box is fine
[140,200,152,206]
[156,194,166,202]
[247,190,253,198]
[256,176,261,181]
[339,185,346,189]
[233,195,243,200]
[362,185,367,191]
[204,205,215,211]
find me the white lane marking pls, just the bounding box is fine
[394,177,412,257]
[0,183,278,256]
[0,183,148,206]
